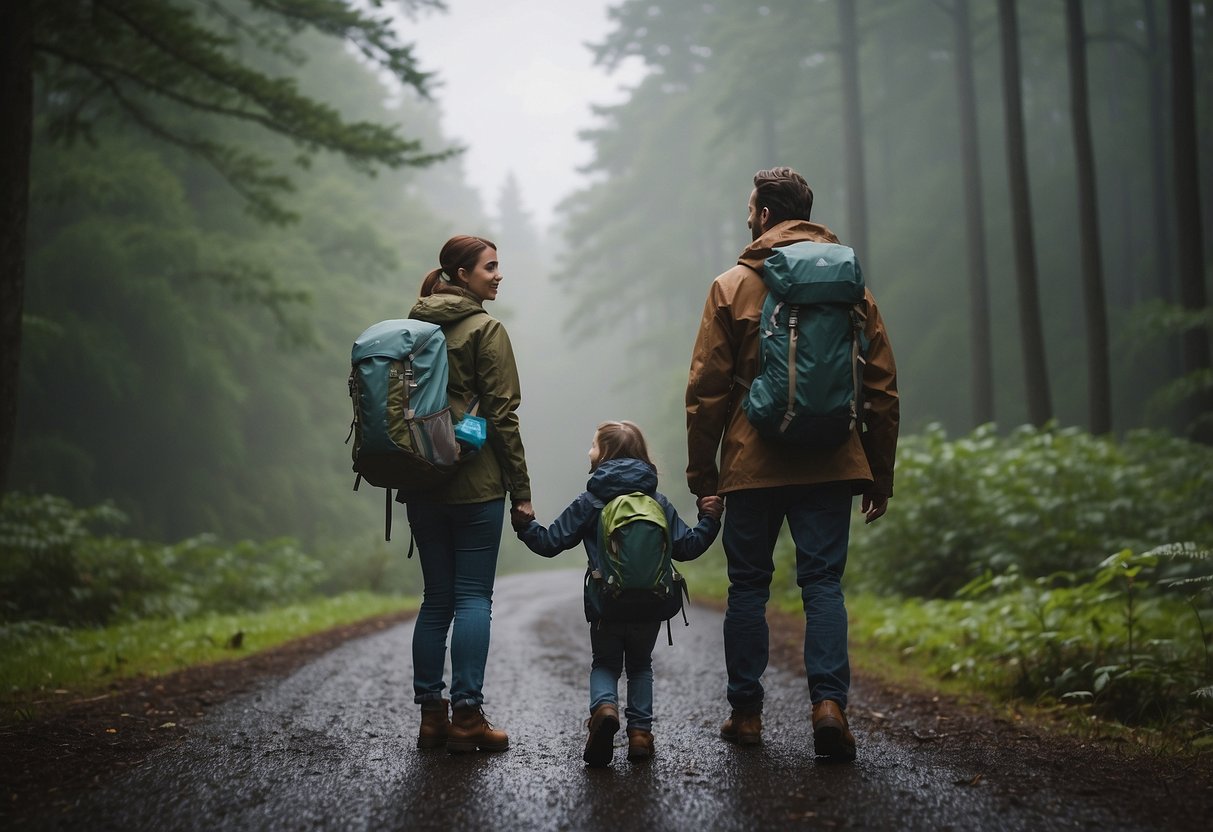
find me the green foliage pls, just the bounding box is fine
[1129,299,1213,437]
[848,424,1213,598]
[33,0,452,223]
[850,545,1213,728]
[0,493,327,626]
[0,591,415,695]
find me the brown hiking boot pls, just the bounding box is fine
[812,700,856,761]
[626,728,654,761]
[720,709,762,745]
[446,705,509,753]
[417,699,449,749]
[583,703,620,768]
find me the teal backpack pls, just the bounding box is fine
[589,492,689,640]
[347,319,473,541]
[739,241,869,448]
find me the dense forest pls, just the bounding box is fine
[3,0,1211,551]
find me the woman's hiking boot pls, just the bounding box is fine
[811,700,856,761]
[720,709,763,745]
[446,705,509,753]
[417,699,450,749]
[583,703,620,768]
[626,728,654,761]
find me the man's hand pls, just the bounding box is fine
[860,492,888,524]
[510,500,535,531]
[697,495,724,520]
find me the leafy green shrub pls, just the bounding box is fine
[850,546,1213,727]
[1,493,324,626]
[848,425,1213,598]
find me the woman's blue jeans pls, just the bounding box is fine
[406,499,504,710]
[721,483,853,712]
[589,620,661,731]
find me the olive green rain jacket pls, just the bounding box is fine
[686,220,900,499]
[410,290,531,504]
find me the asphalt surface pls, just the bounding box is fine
[34,569,1157,831]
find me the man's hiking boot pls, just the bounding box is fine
[583,703,620,768]
[811,700,856,761]
[417,699,449,749]
[720,709,762,745]
[446,705,509,753]
[626,728,654,761]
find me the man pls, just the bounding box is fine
[685,166,899,760]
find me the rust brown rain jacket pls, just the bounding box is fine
[686,220,899,498]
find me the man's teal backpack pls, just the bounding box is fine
[588,492,689,641]
[347,319,478,541]
[739,241,869,448]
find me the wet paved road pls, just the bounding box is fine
[37,570,1155,831]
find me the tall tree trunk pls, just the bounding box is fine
[996,0,1053,426]
[1099,0,1136,308]
[1064,0,1112,434]
[1169,0,1213,442]
[0,0,34,492]
[837,0,870,270]
[1143,1,1176,304]
[952,0,995,427]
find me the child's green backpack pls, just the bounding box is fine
[589,492,688,639]
[738,241,869,448]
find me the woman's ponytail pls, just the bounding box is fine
[419,267,446,297]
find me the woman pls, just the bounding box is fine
[408,235,533,753]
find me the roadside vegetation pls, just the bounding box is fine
[681,425,1213,752]
[0,493,417,700]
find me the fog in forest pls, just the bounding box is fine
[10,0,1213,578]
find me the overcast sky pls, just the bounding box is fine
[405,0,643,234]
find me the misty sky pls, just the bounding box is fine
[406,0,644,233]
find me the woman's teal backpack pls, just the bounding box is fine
[347,319,474,541]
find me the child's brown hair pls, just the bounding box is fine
[593,420,655,469]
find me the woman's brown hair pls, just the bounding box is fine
[419,235,498,297]
[592,420,655,469]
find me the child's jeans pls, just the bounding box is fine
[589,619,662,731]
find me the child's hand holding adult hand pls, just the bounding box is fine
[697,495,724,520]
[510,500,535,531]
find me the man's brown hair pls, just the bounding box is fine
[753,167,814,226]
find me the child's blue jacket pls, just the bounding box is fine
[517,457,720,622]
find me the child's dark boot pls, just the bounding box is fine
[583,702,620,768]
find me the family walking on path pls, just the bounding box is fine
[398,166,900,768]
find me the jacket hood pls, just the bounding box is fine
[586,458,658,502]
[737,220,840,274]
[410,291,486,325]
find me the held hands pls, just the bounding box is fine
[861,491,888,524]
[696,495,724,521]
[510,500,535,532]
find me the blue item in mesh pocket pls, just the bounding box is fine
[453,413,487,451]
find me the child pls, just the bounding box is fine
[513,420,723,767]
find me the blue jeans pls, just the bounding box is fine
[589,620,661,731]
[722,483,853,711]
[406,499,504,709]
